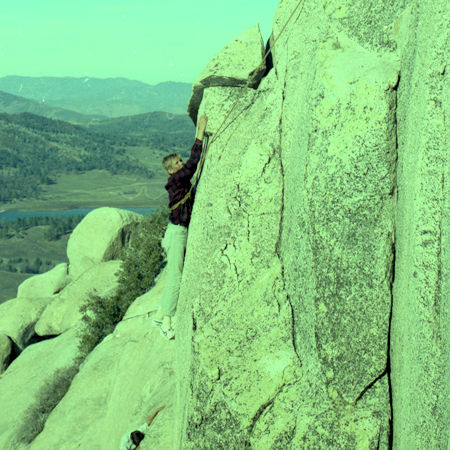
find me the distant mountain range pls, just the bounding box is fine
[86,111,194,136]
[0,76,193,118]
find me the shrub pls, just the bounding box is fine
[16,365,80,445]
[74,204,170,365]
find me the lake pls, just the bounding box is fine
[0,207,156,223]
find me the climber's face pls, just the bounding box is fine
[169,156,184,174]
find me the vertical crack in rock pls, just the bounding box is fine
[261,143,277,179]
[272,278,281,313]
[275,42,301,365]
[221,243,232,270]
[387,238,395,449]
[353,72,400,445]
[376,428,382,450]
[236,183,242,208]
[387,74,400,447]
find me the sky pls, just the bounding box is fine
[0,0,279,86]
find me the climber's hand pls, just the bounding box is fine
[198,115,208,130]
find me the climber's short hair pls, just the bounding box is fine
[131,430,145,446]
[162,154,180,173]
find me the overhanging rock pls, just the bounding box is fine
[187,24,266,124]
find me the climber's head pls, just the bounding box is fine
[162,154,184,175]
[130,430,145,447]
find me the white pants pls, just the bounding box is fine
[160,222,188,317]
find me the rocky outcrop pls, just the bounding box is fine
[0,326,82,450]
[17,263,68,298]
[0,334,12,373]
[390,2,447,448]
[0,207,151,449]
[0,296,55,350]
[66,206,141,281]
[187,24,266,124]
[35,260,122,336]
[28,267,174,450]
[173,0,446,448]
[0,1,446,449]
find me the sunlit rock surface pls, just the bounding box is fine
[67,207,140,281]
[187,24,266,124]
[35,260,122,336]
[17,263,68,299]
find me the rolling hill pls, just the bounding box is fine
[0,76,193,117]
[0,112,152,202]
[0,90,107,124]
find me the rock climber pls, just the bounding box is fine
[152,114,208,340]
[119,406,165,449]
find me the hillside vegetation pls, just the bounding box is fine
[0,112,153,202]
[84,110,195,150]
[0,107,196,204]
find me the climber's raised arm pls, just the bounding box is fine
[196,115,208,141]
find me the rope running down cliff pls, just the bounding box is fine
[122,0,306,324]
[169,0,306,212]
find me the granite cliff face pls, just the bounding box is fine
[0,1,446,449]
[176,0,446,447]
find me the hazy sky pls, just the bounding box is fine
[1,0,279,86]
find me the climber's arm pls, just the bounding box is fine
[195,115,208,141]
[146,406,166,426]
[173,115,208,181]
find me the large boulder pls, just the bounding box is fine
[66,207,141,281]
[0,296,55,350]
[28,267,176,450]
[187,24,266,124]
[0,326,82,450]
[35,260,122,336]
[17,263,68,299]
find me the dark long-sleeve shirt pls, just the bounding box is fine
[165,138,203,228]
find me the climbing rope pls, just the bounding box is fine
[122,0,306,323]
[169,0,306,212]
